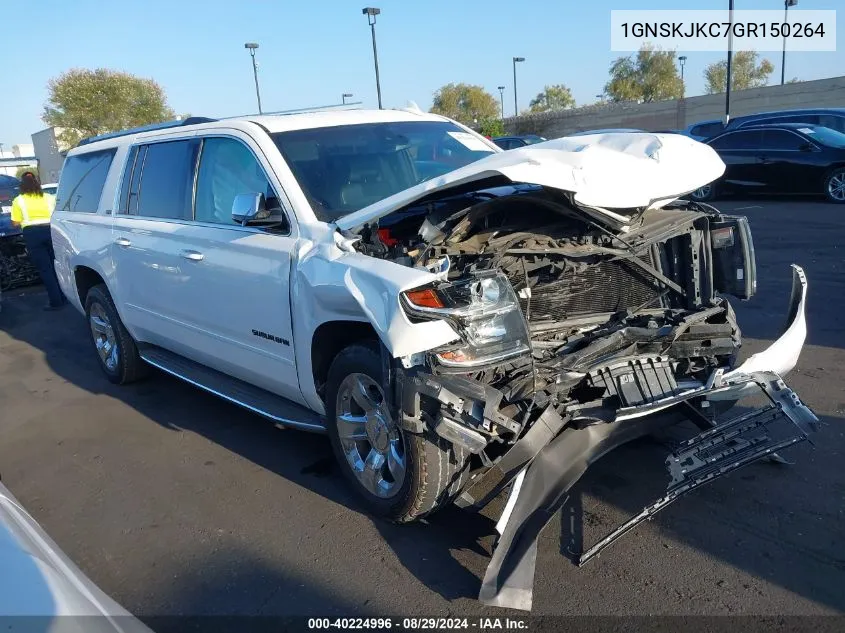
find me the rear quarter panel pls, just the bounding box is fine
[51,144,129,317]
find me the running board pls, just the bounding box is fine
[578,379,818,566]
[139,346,326,432]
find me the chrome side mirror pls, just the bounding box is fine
[231,192,285,227]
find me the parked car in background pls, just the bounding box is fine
[0,175,18,214]
[0,479,152,630]
[690,123,845,203]
[725,108,845,134]
[681,119,725,141]
[41,182,58,196]
[491,134,546,149]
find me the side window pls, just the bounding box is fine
[711,131,764,150]
[194,137,277,225]
[55,149,116,213]
[763,130,805,151]
[136,140,199,220]
[819,115,845,134]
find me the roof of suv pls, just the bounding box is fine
[72,109,455,152]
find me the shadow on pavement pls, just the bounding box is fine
[2,277,843,614]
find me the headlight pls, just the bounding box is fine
[402,272,531,367]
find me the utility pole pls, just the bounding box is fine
[512,57,525,116]
[782,0,798,85]
[725,0,734,125]
[362,8,383,109]
[244,43,263,114]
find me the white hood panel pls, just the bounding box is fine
[336,132,726,231]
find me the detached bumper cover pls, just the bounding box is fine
[479,264,817,611]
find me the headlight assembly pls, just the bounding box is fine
[402,272,531,368]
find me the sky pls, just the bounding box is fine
[1,0,843,146]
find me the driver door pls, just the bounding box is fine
[164,133,303,404]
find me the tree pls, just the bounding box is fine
[604,44,685,103]
[703,51,775,94]
[478,118,505,138]
[430,83,499,126]
[529,84,576,113]
[43,68,175,147]
[15,165,38,179]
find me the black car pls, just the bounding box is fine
[491,134,546,150]
[691,123,845,204]
[725,108,845,135]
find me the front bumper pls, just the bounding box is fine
[479,264,815,610]
[398,265,817,611]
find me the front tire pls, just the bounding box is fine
[325,343,469,523]
[84,284,147,384]
[824,168,845,203]
[689,182,717,202]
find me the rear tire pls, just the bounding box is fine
[823,168,845,204]
[325,343,470,523]
[84,284,148,384]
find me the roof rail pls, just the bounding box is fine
[76,117,218,147]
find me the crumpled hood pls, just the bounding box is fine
[335,132,726,231]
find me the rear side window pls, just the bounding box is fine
[691,122,724,138]
[55,149,116,213]
[710,130,765,150]
[136,140,199,220]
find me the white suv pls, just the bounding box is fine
[51,110,818,609]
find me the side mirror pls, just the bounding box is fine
[231,192,286,228]
[799,143,817,153]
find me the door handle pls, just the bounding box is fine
[180,250,204,262]
[114,237,131,247]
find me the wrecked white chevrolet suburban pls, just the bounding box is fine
[50,110,818,611]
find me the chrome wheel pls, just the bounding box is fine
[828,171,845,202]
[691,184,712,200]
[335,373,406,498]
[89,302,119,372]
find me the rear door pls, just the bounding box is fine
[110,138,201,348]
[709,130,767,190]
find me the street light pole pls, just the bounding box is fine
[679,55,687,82]
[342,93,353,105]
[725,0,735,125]
[782,0,798,85]
[362,8,383,109]
[512,57,525,117]
[497,86,505,119]
[244,42,263,114]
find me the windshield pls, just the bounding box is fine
[272,121,496,222]
[800,126,845,149]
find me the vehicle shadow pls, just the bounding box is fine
[2,291,844,614]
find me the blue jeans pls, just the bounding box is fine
[22,224,65,307]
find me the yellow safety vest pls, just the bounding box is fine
[10,193,55,229]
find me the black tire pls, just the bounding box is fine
[823,167,845,204]
[689,182,717,202]
[325,343,470,523]
[84,284,148,385]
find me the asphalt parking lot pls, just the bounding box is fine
[1,199,843,623]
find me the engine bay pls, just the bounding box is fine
[350,185,753,448]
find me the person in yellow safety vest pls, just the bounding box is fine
[10,171,67,310]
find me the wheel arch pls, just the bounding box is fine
[310,320,380,405]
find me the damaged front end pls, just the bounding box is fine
[341,141,817,610]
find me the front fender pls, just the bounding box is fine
[292,237,460,413]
